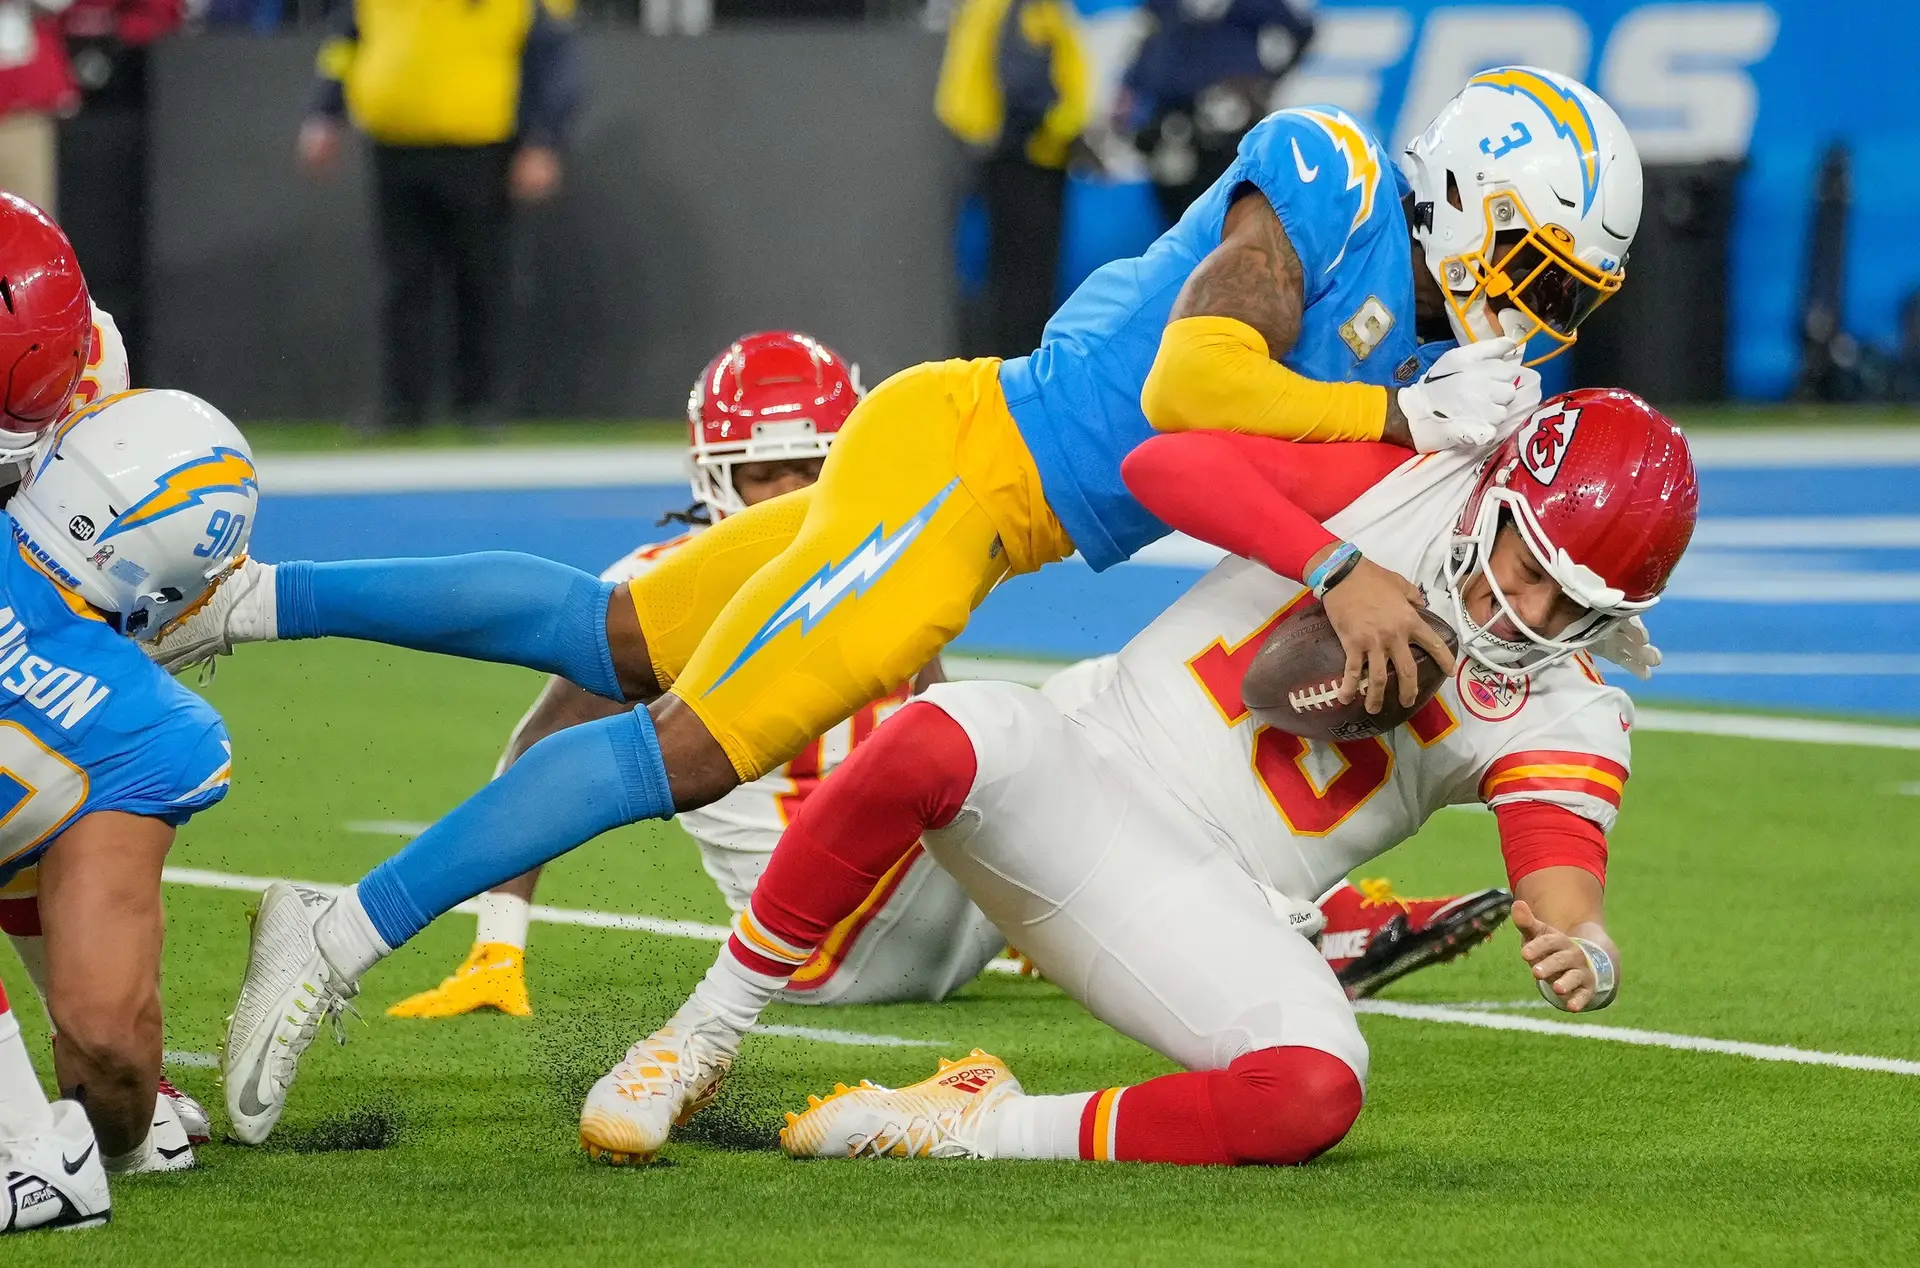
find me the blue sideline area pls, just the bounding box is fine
[252,463,1920,721]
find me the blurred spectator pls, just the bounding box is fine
[1120,0,1313,225]
[937,0,1089,358]
[0,0,79,215]
[300,0,582,432]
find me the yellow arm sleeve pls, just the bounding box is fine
[1140,315,1390,442]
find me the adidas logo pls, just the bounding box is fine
[1321,930,1370,961]
[938,1067,995,1095]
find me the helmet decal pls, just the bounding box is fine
[1517,400,1581,485]
[100,448,259,541]
[1468,68,1601,215]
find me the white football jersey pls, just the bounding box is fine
[597,532,913,864]
[68,305,130,414]
[1072,447,1633,902]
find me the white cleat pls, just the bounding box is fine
[578,1002,736,1165]
[145,556,277,674]
[158,1074,210,1146]
[780,1050,1022,1160]
[0,1101,111,1233]
[222,882,356,1146]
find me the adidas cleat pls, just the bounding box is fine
[145,556,277,674]
[387,942,532,1019]
[1319,879,1513,999]
[578,1002,735,1165]
[780,1050,1021,1160]
[0,1101,110,1233]
[222,882,357,1145]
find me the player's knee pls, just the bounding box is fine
[1212,1046,1363,1166]
[51,990,159,1086]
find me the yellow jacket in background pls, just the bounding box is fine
[936,0,1090,169]
[318,0,538,147]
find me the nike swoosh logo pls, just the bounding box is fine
[235,1069,274,1120]
[62,1141,94,1174]
[157,1143,193,1160]
[1291,137,1319,183]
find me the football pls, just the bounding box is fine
[1241,600,1458,742]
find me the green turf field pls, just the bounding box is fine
[9,641,1920,1266]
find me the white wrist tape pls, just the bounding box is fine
[1537,936,1618,1011]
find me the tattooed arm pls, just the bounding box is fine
[1140,189,1412,446]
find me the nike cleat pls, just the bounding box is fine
[780,1050,1022,1160]
[145,556,277,674]
[387,942,531,1019]
[222,882,357,1146]
[158,1074,210,1146]
[1318,878,1513,999]
[578,1001,736,1165]
[0,1101,110,1233]
[113,1089,195,1174]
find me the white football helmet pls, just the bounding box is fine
[11,389,257,640]
[1401,67,1642,363]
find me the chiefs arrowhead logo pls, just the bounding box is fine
[1518,402,1581,485]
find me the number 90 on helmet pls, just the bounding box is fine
[11,389,258,641]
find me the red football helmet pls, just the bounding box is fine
[0,194,92,462]
[685,331,861,517]
[1444,388,1698,673]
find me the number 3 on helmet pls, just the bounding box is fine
[12,390,258,641]
[685,331,862,518]
[1402,67,1642,364]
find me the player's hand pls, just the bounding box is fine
[297,117,343,174]
[1512,899,1604,1013]
[511,146,563,203]
[1321,557,1458,714]
[1592,615,1660,681]
[1394,338,1535,452]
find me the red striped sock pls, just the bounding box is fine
[1078,1047,1363,1165]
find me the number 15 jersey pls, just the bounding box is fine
[1071,447,1633,903]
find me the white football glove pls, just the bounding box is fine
[1591,616,1661,681]
[1395,337,1542,452]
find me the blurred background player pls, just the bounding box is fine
[1119,0,1316,225]
[0,390,253,1173]
[384,330,1509,1024]
[298,0,582,432]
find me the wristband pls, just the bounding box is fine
[1536,936,1619,1012]
[1306,542,1362,599]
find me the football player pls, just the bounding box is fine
[0,390,254,1176]
[386,331,1509,1022]
[181,70,1645,1153]
[0,969,109,1233]
[621,390,1698,1164]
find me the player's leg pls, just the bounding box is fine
[371,145,435,430]
[779,684,1367,1165]
[37,812,192,1172]
[0,971,111,1233]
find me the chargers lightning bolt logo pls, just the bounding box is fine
[1468,68,1602,215]
[705,480,959,695]
[1290,108,1380,274]
[99,448,258,541]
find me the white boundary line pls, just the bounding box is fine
[164,865,1919,1076]
[1353,1000,1920,1077]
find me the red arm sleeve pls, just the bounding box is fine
[1494,800,1608,888]
[1120,432,1411,581]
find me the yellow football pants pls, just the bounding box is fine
[630,358,1073,782]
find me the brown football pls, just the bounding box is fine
[1241,600,1459,742]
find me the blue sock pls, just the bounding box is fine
[356,706,674,949]
[275,554,622,699]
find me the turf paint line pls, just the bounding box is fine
[164,1050,220,1069]
[1354,999,1920,1076]
[753,1025,943,1048]
[167,866,1920,1076]
[345,820,436,837]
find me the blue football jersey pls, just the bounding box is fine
[999,105,1454,572]
[0,522,231,885]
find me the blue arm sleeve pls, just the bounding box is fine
[517,4,584,149]
[275,554,624,701]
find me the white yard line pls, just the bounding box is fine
[1353,999,1920,1077]
[165,866,1918,1076]
[163,1050,220,1069]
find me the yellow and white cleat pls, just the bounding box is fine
[780,1050,1022,1160]
[386,942,532,1019]
[578,1002,735,1166]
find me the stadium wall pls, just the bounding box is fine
[145,29,957,420]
